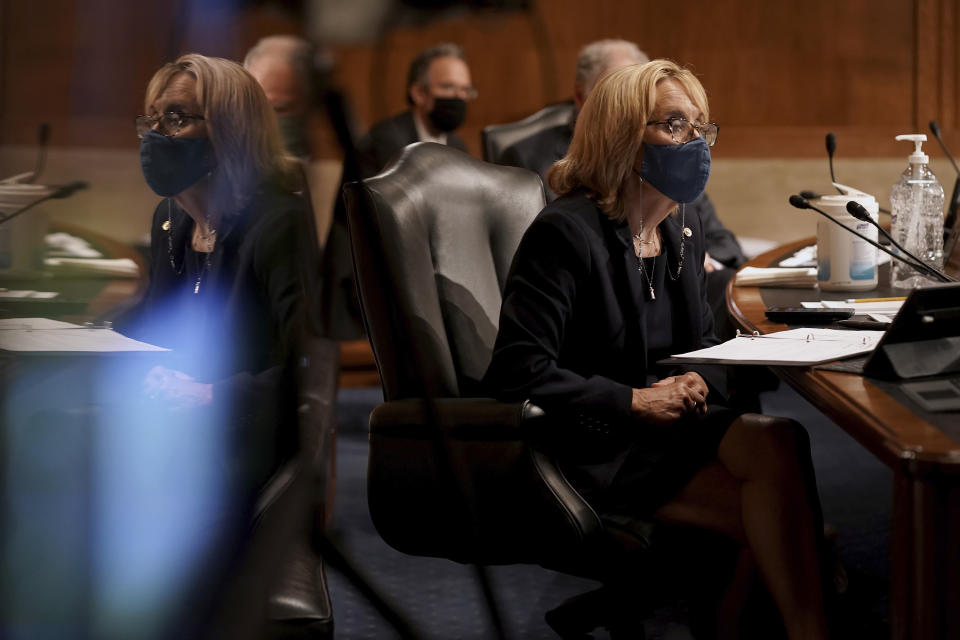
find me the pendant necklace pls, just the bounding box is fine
[193,222,216,294]
[633,202,688,301]
[633,226,658,300]
[164,200,217,294]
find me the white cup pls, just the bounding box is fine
[815,194,879,291]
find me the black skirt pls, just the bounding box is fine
[561,404,740,518]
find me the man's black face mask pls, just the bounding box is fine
[427,97,467,132]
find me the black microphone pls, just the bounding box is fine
[788,195,955,283]
[826,133,839,190]
[0,181,89,227]
[820,132,892,215]
[50,181,88,199]
[28,123,50,184]
[844,200,951,282]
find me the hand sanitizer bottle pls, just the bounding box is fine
[890,134,945,289]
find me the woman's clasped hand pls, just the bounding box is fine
[633,372,709,423]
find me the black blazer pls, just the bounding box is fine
[355,111,468,179]
[118,182,315,404]
[484,191,727,423]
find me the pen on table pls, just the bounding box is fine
[844,296,907,303]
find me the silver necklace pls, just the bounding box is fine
[632,203,687,301]
[193,251,213,294]
[633,224,658,301]
[164,199,217,294]
[192,223,216,294]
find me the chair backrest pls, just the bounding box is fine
[343,142,545,401]
[481,101,576,163]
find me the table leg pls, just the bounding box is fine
[890,469,960,639]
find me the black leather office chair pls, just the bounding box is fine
[342,142,653,636]
[481,101,576,163]
[259,336,337,640]
[207,176,336,640]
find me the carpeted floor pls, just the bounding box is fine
[324,383,891,639]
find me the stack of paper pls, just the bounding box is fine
[45,232,103,258]
[735,266,818,288]
[0,290,58,299]
[44,257,139,278]
[0,318,166,352]
[778,245,817,268]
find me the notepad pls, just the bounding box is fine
[662,328,886,366]
[0,318,167,353]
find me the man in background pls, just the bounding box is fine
[498,38,746,338]
[499,39,648,201]
[353,42,475,176]
[245,35,315,159]
[245,35,332,249]
[322,42,477,340]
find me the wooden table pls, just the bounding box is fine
[727,238,960,640]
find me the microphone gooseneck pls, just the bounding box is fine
[50,181,89,199]
[846,200,956,283]
[0,180,89,227]
[930,120,960,258]
[788,195,955,283]
[846,200,917,261]
[929,120,960,175]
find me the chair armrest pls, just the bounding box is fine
[367,397,605,566]
[369,397,545,439]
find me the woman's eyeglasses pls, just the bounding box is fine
[134,112,205,138]
[646,117,719,146]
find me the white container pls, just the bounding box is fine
[815,194,879,291]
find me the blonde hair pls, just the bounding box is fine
[548,59,709,221]
[144,53,299,215]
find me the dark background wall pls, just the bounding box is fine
[2,0,959,159]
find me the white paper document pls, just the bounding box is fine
[734,267,818,288]
[0,318,167,353]
[44,257,139,278]
[666,328,886,366]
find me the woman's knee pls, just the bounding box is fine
[721,414,811,479]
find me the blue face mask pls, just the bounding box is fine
[139,129,214,197]
[639,136,711,203]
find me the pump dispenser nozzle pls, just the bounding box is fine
[896,134,929,164]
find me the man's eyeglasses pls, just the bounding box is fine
[646,117,719,146]
[429,82,479,101]
[135,112,205,138]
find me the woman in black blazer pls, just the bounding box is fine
[119,54,317,490]
[484,60,828,639]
